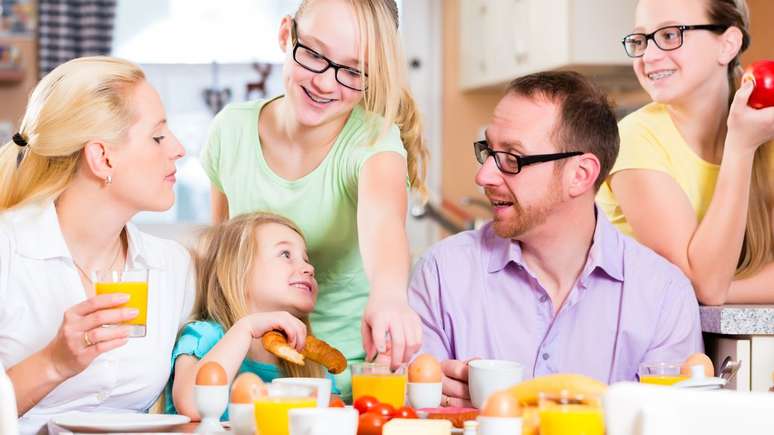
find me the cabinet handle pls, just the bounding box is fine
[479,61,486,72]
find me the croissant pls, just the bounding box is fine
[262,330,348,374]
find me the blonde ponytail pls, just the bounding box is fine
[0,56,145,211]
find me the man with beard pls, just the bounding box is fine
[408,71,703,408]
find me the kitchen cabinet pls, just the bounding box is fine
[458,0,637,90]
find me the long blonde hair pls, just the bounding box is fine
[189,212,325,379]
[295,0,429,200]
[705,0,773,277]
[0,56,145,211]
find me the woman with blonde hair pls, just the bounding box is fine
[203,0,427,398]
[0,56,192,434]
[168,212,340,419]
[597,0,774,305]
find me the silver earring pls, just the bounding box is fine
[105,175,112,185]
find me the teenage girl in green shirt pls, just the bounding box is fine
[202,0,428,399]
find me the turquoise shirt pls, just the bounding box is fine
[165,320,338,418]
[200,97,407,400]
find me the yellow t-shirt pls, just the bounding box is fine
[597,103,721,237]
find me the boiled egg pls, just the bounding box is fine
[196,361,228,386]
[481,390,521,417]
[408,353,442,383]
[230,372,264,403]
[680,353,714,377]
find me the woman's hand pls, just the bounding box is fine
[44,293,137,381]
[361,295,422,369]
[240,311,307,352]
[726,80,774,155]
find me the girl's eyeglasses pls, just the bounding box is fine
[622,24,728,58]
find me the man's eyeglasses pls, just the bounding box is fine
[473,141,583,175]
[622,24,728,58]
[291,19,366,92]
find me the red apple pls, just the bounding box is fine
[742,60,774,109]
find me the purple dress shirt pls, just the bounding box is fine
[408,209,703,384]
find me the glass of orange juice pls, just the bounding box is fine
[638,362,687,386]
[537,391,605,435]
[351,362,407,408]
[254,383,317,435]
[94,269,149,337]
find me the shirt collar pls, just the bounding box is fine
[485,205,624,282]
[12,201,163,270]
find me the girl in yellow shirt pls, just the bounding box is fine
[597,0,774,305]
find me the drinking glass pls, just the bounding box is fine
[94,269,149,337]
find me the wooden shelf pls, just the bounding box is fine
[0,67,25,84]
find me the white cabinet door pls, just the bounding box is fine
[458,0,636,90]
[751,337,774,392]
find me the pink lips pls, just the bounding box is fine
[165,170,176,183]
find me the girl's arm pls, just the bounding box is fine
[357,153,422,368]
[610,84,774,305]
[726,262,774,303]
[171,312,307,419]
[210,186,230,225]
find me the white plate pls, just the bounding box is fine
[51,412,190,433]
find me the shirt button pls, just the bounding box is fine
[539,295,548,303]
[97,391,109,401]
[542,353,550,361]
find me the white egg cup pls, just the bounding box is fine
[476,416,523,435]
[228,403,255,435]
[407,382,442,409]
[194,385,229,433]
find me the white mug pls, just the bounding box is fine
[289,407,358,435]
[273,377,332,407]
[468,360,523,409]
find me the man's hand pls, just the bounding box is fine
[440,358,477,408]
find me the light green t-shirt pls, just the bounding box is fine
[201,97,407,400]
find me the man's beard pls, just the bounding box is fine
[490,179,564,239]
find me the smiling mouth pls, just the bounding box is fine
[647,70,675,81]
[302,86,335,104]
[290,281,313,294]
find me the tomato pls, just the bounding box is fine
[329,395,346,408]
[370,403,396,418]
[358,412,389,435]
[353,395,380,415]
[743,60,774,109]
[394,406,418,419]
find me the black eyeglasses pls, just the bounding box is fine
[473,141,583,175]
[622,24,728,58]
[290,19,366,92]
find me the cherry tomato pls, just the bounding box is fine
[329,395,346,408]
[354,395,380,415]
[370,403,396,418]
[394,406,418,419]
[358,412,389,435]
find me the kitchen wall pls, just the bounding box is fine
[440,0,774,219]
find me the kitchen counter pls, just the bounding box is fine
[700,305,774,335]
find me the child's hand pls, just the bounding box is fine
[240,311,307,352]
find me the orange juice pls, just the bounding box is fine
[352,373,407,408]
[639,375,689,386]
[95,282,148,326]
[539,404,605,435]
[254,397,316,435]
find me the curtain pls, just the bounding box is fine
[37,0,116,76]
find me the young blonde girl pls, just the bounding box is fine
[168,213,335,419]
[597,0,774,304]
[203,0,427,399]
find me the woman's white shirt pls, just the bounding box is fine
[0,201,195,434]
